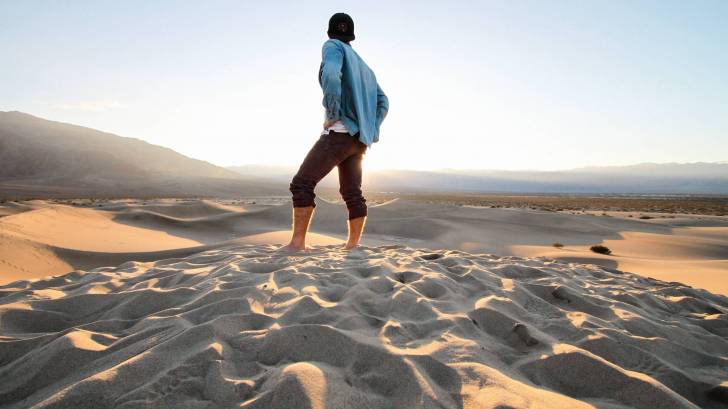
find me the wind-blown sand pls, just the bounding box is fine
[2,198,727,295]
[0,200,342,286]
[513,227,728,295]
[1,244,727,408]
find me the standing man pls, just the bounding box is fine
[284,12,389,251]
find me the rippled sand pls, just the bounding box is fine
[1,245,726,408]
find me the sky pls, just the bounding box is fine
[1,0,727,171]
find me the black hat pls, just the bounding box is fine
[327,13,355,42]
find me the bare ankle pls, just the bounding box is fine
[285,206,314,251]
[344,216,366,250]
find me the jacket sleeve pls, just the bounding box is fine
[320,41,344,122]
[376,83,389,128]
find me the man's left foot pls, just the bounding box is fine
[342,243,359,250]
[279,243,309,252]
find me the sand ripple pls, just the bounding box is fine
[1,245,727,408]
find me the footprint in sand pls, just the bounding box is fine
[512,323,539,346]
[551,285,572,303]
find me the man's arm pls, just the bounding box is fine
[320,41,344,124]
[376,83,389,129]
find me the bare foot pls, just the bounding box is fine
[342,242,359,250]
[279,243,307,253]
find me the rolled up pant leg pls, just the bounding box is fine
[337,150,367,219]
[290,134,346,209]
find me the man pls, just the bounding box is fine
[284,12,389,251]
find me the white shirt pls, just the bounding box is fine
[321,120,349,135]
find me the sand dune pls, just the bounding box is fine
[0,233,74,286]
[0,200,345,285]
[1,245,726,408]
[0,201,40,218]
[0,202,203,285]
[0,204,202,252]
[1,199,727,296]
[513,227,728,295]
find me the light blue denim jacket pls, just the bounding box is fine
[319,39,389,146]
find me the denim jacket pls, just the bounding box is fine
[319,39,389,146]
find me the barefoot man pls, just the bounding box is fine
[284,12,389,251]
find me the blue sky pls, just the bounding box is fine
[1,0,726,170]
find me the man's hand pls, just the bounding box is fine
[323,119,334,130]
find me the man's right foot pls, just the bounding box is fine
[342,242,359,250]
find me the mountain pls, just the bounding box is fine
[226,164,296,181]
[0,111,283,199]
[430,163,728,194]
[229,162,728,195]
[4,111,724,198]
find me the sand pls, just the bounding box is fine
[1,244,726,408]
[0,200,343,286]
[0,204,202,252]
[513,227,728,295]
[1,199,727,296]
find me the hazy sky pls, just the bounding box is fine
[2,0,727,170]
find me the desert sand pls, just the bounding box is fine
[0,200,341,285]
[1,199,728,408]
[514,227,728,295]
[1,198,727,294]
[1,243,727,408]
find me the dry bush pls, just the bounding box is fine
[590,245,612,255]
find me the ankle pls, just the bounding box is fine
[288,238,305,247]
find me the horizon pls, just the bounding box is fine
[3,109,727,174]
[229,159,728,173]
[2,1,727,171]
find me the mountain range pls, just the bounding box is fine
[230,163,728,195]
[0,111,281,199]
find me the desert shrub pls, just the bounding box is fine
[552,242,564,248]
[639,215,653,220]
[590,245,612,255]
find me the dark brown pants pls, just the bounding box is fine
[290,131,368,219]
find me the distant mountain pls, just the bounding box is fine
[4,111,723,198]
[227,165,296,181]
[0,111,282,199]
[431,163,728,194]
[229,162,728,195]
